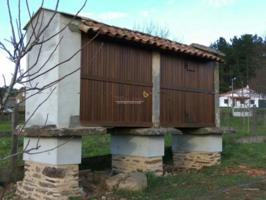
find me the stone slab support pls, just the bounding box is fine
[172,130,222,170]
[110,128,169,175]
[16,134,82,200]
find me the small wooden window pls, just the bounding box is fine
[184,62,195,72]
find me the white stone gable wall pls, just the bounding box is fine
[25,10,81,128]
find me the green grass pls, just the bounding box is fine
[114,171,261,200]
[221,108,266,135]
[2,111,266,199]
[0,120,11,132]
[111,110,266,200]
[0,137,12,158]
[222,135,266,168]
[0,118,24,167]
[82,135,110,157]
[109,131,266,200]
[0,137,23,167]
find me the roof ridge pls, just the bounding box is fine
[25,8,223,62]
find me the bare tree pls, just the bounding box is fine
[133,21,170,39]
[0,0,99,180]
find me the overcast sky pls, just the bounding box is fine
[0,0,266,86]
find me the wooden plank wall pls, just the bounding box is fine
[80,34,215,128]
[80,36,153,127]
[160,54,215,127]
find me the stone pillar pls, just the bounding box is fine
[172,128,222,170]
[15,127,103,200]
[110,128,177,176]
[152,52,161,128]
[17,161,80,200]
[111,134,164,176]
[214,62,220,127]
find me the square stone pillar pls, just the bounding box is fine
[111,134,164,176]
[172,128,223,170]
[152,52,161,128]
[214,62,220,127]
[110,128,178,176]
[110,128,180,176]
[15,127,104,200]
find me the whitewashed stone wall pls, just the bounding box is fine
[25,10,81,128]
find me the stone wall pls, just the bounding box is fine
[173,152,221,170]
[112,155,163,176]
[16,161,81,200]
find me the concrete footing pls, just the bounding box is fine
[172,131,222,170]
[16,130,84,200]
[110,130,167,175]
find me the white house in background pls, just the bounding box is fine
[219,85,266,109]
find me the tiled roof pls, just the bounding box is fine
[79,19,223,62]
[25,8,223,62]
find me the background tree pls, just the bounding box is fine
[211,34,266,93]
[133,21,170,39]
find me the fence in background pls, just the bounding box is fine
[220,108,266,134]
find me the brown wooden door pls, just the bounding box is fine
[183,60,215,126]
[183,61,198,124]
[161,54,215,127]
[80,35,152,127]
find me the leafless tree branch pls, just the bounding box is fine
[20,31,99,84]
[0,0,87,109]
[21,87,56,132]
[2,74,7,88]
[7,0,17,45]
[0,0,101,173]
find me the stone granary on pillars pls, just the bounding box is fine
[17,8,224,200]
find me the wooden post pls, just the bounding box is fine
[10,104,18,181]
[251,105,257,134]
[152,52,160,128]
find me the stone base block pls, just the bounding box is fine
[173,152,221,170]
[112,155,163,176]
[172,133,222,170]
[16,161,81,200]
[172,134,222,153]
[23,137,82,165]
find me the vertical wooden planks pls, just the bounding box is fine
[160,53,215,127]
[80,35,152,127]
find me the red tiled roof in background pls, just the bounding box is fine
[79,19,223,62]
